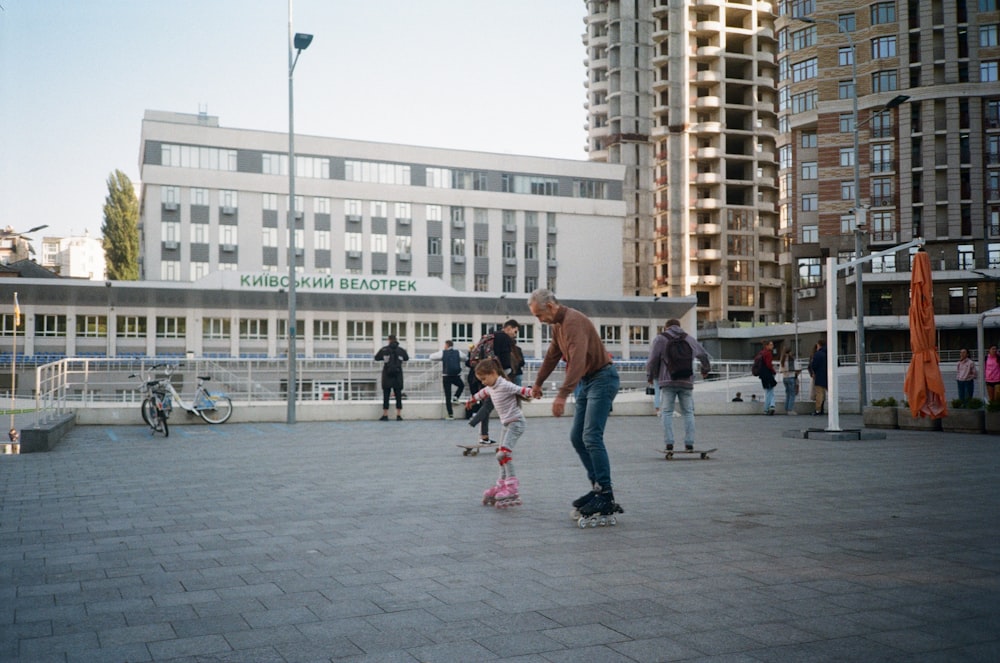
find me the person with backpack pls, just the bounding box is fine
[753,339,778,415]
[428,340,467,420]
[646,318,711,452]
[374,335,409,421]
[467,320,521,443]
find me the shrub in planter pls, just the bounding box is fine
[863,397,898,429]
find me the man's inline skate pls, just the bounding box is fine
[575,487,623,528]
[570,483,601,520]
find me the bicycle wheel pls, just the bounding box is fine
[157,409,169,437]
[198,394,233,424]
[141,397,156,427]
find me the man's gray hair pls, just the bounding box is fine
[529,288,559,307]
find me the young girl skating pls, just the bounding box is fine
[466,358,533,508]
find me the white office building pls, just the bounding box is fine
[138,110,629,299]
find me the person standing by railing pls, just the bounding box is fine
[984,345,1000,403]
[956,348,977,403]
[779,348,799,415]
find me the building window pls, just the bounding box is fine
[791,90,817,113]
[838,12,855,32]
[872,70,898,92]
[345,160,409,185]
[503,275,516,293]
[840,148,855,166]
[161,144,237,171]
[838,80,856,99]
[414,322,437,342]
[475,274,489,292]
[204,318,231,340]
[313,319,338,341]
[958,245,975,270]
[800,131,817,149]
[426,204,443,221]
[451,322,473,344]
[474,239,488,258]
[982,61,999,82]
[871,36,897,59]
[161,261,180,281]
[75,315,107,338]
[801,225,819,243]
[871,253,896,273]
[117,316,146,338]
[346,320,373,342]
[872,211,894,241]
[988,243,1000,268]
[841,181,855,200]
[981,25,999,47]
[872,144,893,172]
[600,325,622,344]
[451,237,465,257]
[452,170,488,190]
[791,25,816,50]
[841,214,858,234]
[839,114,855,133]
[427,236,441,256]
[791,57,818,82]
[801,162,818,179]
[838,46,854,66]
[156,316,186,339]
[870,2,895,24]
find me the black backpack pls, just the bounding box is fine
[442,348,462,376]
[385,347,403,377]
[751,351,765,377]
[664,333,694,380]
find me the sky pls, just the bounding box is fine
[0,0,590,241]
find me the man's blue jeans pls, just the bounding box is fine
[569,364,619,490]
[660,385,695,448]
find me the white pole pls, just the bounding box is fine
[826,257,841,431]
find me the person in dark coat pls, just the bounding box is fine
[808,340,828,416]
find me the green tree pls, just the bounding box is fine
[101,169,139,280]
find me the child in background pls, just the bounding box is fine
[466,358,533,508]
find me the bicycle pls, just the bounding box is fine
[131,364,234,436]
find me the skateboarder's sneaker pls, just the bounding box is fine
[379,415,389,421]
[665,444,674,451]
[685,444,694,452]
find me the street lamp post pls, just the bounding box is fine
[286,3,313,424]
[797,16,907,408]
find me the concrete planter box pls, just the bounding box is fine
[941,409,985,434]
[896,407,943,431]
[862,406,898,429]
[984,411,1000,435]
[940,408,985,434]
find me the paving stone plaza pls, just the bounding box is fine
[1,412,998,662]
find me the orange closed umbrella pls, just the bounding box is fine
[903,250,947,418]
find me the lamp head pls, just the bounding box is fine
[294,33,313,51]
[885,94,910,109]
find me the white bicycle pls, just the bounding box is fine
[131,364,234,436]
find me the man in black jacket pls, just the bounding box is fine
[375,335,409,421]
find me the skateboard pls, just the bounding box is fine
[657,447,717,460]
[456,443,496,456]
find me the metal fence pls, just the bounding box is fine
[25,354,969,427]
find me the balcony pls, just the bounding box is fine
[695,147,722,159]
[692,20,723,35]
[695,95,721,109]
[871,196,895,207]
[694,198,722,210]
[695,248,722,260]
[695,46,723,60]
[691,121,722,134]
[694,172,721,184]
[693,275,722,286]
[694,223,721,235]
[696,70,722,84]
